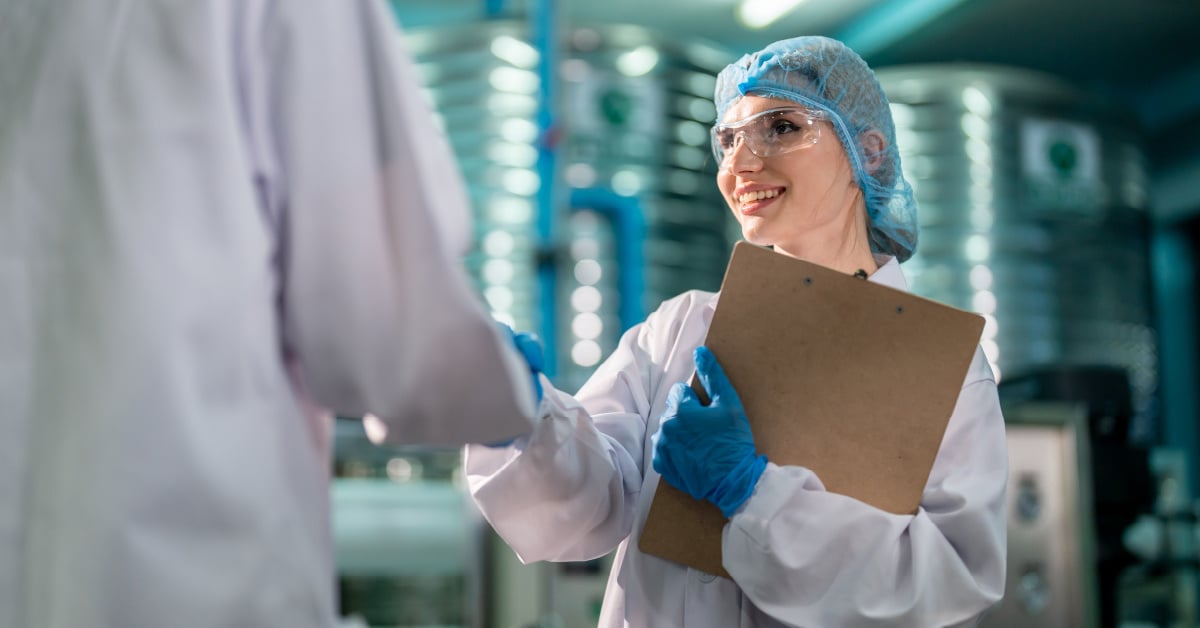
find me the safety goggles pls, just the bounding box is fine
[710,107,825,169]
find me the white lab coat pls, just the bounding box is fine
[0,1,534,627]
[466,257,1008,627]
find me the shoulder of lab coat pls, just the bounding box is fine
[243,0,533,444]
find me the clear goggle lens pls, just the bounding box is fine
[711,107,824,169]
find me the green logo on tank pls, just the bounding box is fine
[600,88,633,126]
[1047,138,1077,179]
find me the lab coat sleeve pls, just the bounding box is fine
[723,349,1007,627]
[464,303,670,563]
[242,0,535,445]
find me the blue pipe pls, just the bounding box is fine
[484,0,505,18]
[532,0,559,375]
[1152,228,1199,492]
[569,188,647,332]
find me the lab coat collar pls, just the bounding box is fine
[867,254,906,291]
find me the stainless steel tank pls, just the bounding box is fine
[556,24,732,389]
[876,65,1156,439]
[406,22,733,390]
[405,22,545,336]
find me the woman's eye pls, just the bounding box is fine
[717,130,736,149]
[771,120,799,136]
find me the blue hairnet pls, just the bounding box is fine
[715,36,918,262]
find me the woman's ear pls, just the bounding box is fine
[860,130,886,175]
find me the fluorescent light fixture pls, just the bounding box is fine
[571,286,603,313]
[498,117,538,144]
[738,0,806,29]
[486,141,538,168]
[965,234,990,263]
[500,169,540,196]
[482,259,515,285]
[566,163,597,188]
[482,230,515,257]
[573,259,602,285]
[488,66,539,94]
[571,340,602,367]
[572,312,603,340]
[611,169,642,196]
[490,35,539,69]
[615,45,660,77]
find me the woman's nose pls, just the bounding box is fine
[726,134,763,172]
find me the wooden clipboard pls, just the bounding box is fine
[638,242,984,578]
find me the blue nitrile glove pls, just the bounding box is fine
[506,326,544,404]
[486,324,546,447]
[652,346,768,517]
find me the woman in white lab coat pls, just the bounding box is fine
[0,2,537,627]
[466,36,1007,627]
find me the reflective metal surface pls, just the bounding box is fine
[407,22,734,390]
[983,401,1100,628]
[877,65,1157,440]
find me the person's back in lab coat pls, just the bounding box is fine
[0,1,535,626]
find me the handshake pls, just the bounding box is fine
[492,327,767,518]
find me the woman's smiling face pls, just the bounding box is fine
[716,95,861,252]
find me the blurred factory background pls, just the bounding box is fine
[333,0,1200,626]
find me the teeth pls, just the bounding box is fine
[737,189,780,204]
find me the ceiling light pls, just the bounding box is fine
[738,0,806,29]
[490,35,539,69]
[616,46,660,77]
